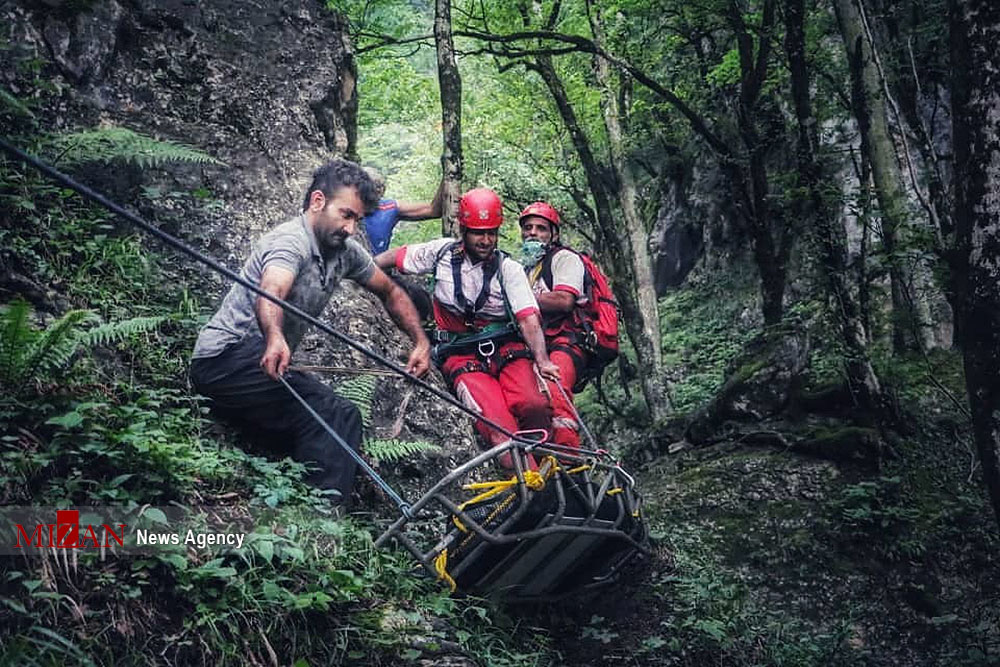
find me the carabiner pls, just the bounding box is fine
[478,339,496,359]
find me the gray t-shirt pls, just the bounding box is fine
[192,214,376,359]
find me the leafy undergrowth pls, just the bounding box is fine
[574,267,760,439]
[1,376,553,665]
[538,271,1000,666]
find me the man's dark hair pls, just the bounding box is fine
[301,159,379,214]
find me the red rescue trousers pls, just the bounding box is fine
[440,341,552,452]
[543,334,586,450]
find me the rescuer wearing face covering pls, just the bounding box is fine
[518,202,589,450]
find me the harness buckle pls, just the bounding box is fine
[477,339,496,359]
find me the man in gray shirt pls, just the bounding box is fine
[190,160,431,505]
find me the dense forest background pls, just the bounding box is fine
[1,0,999,664]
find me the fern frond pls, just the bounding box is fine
[363,439,441,463]
[334,375,378,429]
[78,316,165,347]
[0,86,34,118]
[0,299,37,384]
[24,309,98,380]
[0,301,166,396]
[48,127,223,168]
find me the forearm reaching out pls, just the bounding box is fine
[365,266,431,377]
[256,266,296,379]
[518,313,560,382]
[395,180,444,220]
[374,247,400,272]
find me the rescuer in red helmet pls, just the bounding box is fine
[518,201,588,450]
[375,188,560,461]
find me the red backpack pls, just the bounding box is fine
[540,248,620,391]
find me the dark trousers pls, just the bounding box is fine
[190,338,362,501]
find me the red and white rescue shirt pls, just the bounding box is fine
[396,238,540,332]
[528,247,586,300]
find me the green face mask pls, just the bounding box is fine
[519,239,547,267]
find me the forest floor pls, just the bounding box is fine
[520,430,1000,667]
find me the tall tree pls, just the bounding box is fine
[785,0,885,415]
[834,0,928,352]
[725,0,792,326]
[458,1,796,326]
[950,0,1000,528]
[434,0,463,235]
[527,51,672,421]
[586,0,662,368]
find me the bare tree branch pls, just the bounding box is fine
[354,32,434,54]
[453,28,734,158]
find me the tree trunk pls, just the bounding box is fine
[950,0,1000,530]
[727,0,790,326]
[434,0,463,236]
[834,0,923,352]
[786,0,885,415]
[878,7,957,347]
[529,54,671,422]
[586,1,662,367]
[855,152,875,341]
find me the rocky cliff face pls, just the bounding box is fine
[647,152,754,296]
[2,0,473,489]
[5,0,358,227]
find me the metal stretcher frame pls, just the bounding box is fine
[374,438,648,600]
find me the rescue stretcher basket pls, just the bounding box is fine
[374,437,648,600]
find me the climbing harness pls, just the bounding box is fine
[0,138,648,599]
[430,321,518,367]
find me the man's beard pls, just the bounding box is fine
[325,231,349,248]
[467,245,494,262]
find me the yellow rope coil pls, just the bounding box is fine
[434,548,457,592]
[452,458,558,534]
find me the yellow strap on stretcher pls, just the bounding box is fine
[434,548,457,592]
[451,457,558,533]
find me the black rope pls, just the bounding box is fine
[0,140,528,447]
[278,375,411,515]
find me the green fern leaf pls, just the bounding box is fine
[25,309,98,382]
[0,301,164,396]
[0,299,37,385]
[79,316,165,348]
[47,127,223,168]
[363,439,440,463]
[334,375,378,429]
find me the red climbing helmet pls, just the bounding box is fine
[458,188,503,230]
[518,201,561,229]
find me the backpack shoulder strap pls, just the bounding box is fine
[538,245,564,291]
[541,246,588,294]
